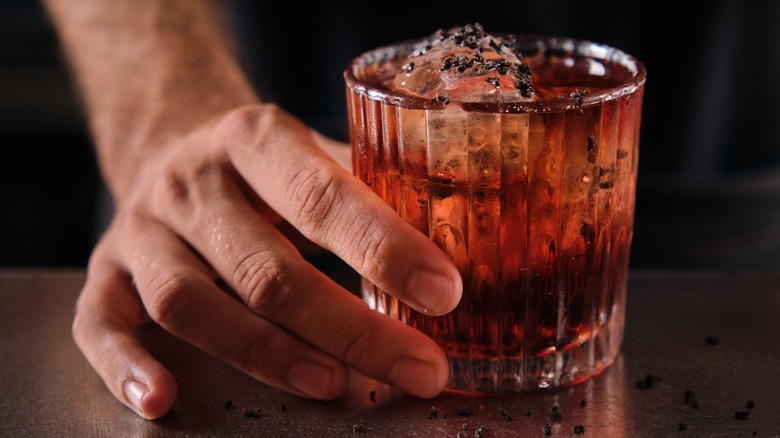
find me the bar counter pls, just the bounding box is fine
[1,268,779,437]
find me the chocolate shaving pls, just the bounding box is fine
[456,407,475,417]
[684,390,699,409]
[570,89,589,107]
[243,408,261,418]
[550,405,562,423]
[430,95,450,106]
[587,135,597,152]
[485,76,501,89]
[636,374,662,389]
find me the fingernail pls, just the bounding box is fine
[388,357,439,398]
[287,361,335,399]
[124,380,148,414]
[407,269,458,314]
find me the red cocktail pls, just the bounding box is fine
[345,24,645,392]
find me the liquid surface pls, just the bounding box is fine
[364,24,636,107]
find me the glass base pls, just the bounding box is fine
[444,333,620,393]
[362,278,624,393]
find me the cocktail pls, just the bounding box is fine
[344,24,645,392]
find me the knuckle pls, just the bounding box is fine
[233,251,293,317]
[151,163,192,213]
[143,269,191,330]
[346,216,392,279]
[149,154,232,224]
[288,166,342,236]
[218,103,283,153]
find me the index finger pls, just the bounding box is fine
[220,105,462,316]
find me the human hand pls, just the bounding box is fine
[72,104,463,419]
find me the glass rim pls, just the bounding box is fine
[344,33,647,113]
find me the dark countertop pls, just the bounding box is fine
[1,269,779,437]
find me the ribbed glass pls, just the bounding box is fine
[345,35,645,392]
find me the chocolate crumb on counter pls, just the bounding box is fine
[573,424,586,434]
[498,409,513,422]
[747,400,755,409]
[679,423,688,431]
[475,426,485,437]
[636,373,662,389]
[684,390,699,409]
[735,411,750,420]
[580,398,587,407]
[542,423,553,436]
[352,423,368,434]
[550,405,562,423]
[224,400,233,410]
[369,390,376,403]
[243,408,261,418]
[706,335,719,345]
[456,407,475,417]
[429,406,439,420]
[523,410,533,417]
[279,403,287,412]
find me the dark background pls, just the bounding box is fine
[1,1,100,267]
[3,1,780,268]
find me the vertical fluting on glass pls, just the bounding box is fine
[347,37,644,393]
[425,106,469,389]
[499,112,529,390]
[466,111,502,391]
[523,112,565,388]
[595,98,620,367]
[559,104,602,384]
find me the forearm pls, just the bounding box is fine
[44,0,257,200]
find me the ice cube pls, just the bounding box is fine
[385,23,537,103]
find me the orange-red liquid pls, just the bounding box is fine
[348,48,643,392]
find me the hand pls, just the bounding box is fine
[72,104,463,419]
